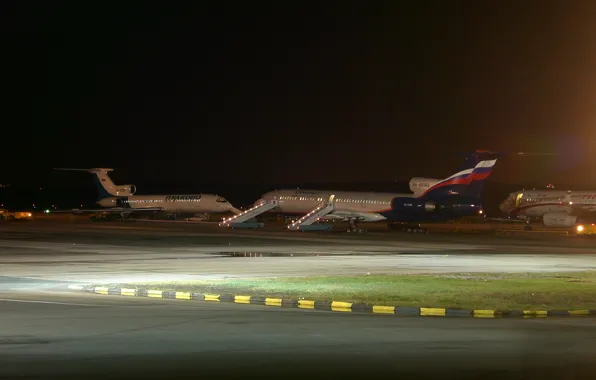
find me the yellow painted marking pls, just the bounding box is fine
[372,305,395,314]
[204,294,220,302]
[298,300,315,309]
[234,295,251,304]
[175,292,191,300]
[569,310,590,316]
[147,290,163,298]
[120,288,136,296]
[265,298,282,306]
[420,308,446,316]
[331,301,352,312]
[94,287,108,295]
[473,310,496,318]
[523,310,548,316]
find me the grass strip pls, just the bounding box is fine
[108,271,596,310]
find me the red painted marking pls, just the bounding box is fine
[422,172,491,196]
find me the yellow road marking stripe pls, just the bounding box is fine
[204,294,220,302]
[523,310,547,316]
[331,301,352,312]
[175,292,191,300]
[473,310,496,318]
[420,308,446,316]
[234,295,251,304]
[94,286,108,295]
[120,288,136,296]
[265,298,282,306]
[372,305,395,314]
[147,290,163,298]
[298,300,315,309]
[569,310,590,316]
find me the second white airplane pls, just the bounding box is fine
[500,189,596,227]
[54,168,239,218]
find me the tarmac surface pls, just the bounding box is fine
[1,219,596,287]
[1,218,596,378]
[2,290,596,378]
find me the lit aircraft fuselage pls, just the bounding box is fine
[257,189,400,222]
[98,194,235,214]
[499,190,596,218]
[256,189,483,223]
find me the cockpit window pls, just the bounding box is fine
[216,196,227,203]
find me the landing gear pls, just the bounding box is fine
[388,223,428,233]
[346,218,364,233]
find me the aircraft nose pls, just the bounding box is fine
[499,200,510,213]
[98,198,115,207]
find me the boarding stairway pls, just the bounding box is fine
[287,194,335,231]
[219,200,278,228]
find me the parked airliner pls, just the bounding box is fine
[222,150,500,231]
[54,168,239,218]
[500,189,596,228]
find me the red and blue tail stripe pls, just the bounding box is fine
[420,151,500,200]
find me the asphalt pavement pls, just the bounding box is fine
[1,291,596,379]
[1,219,596,378]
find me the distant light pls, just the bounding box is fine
[577,225,584,232]
[45,209,50,214]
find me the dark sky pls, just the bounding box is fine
[3,1,596,189]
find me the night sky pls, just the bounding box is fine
[3,2,596,190]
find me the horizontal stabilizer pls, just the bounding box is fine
[54,168,114,173]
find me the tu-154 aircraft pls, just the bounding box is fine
[54,168,239,219]
[221,150,500,232]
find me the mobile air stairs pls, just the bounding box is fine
[219,194,336,231]
[286,194,335,231]
[219,200,278,229]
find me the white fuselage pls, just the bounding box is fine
[257,189,410,222]
[500,190,596,218]
[98,194,235,214]
[409,177,440,196]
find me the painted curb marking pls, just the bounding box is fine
[83,286,596,318]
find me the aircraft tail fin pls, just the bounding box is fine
[420,150,501,200]
[54,168,120,199]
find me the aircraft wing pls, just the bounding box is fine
[51,207,163,214]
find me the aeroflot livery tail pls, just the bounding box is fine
[253,150,500,226]
[409,151,497,196]
[54,168,238,216]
